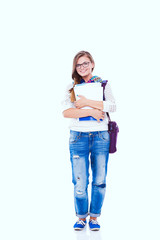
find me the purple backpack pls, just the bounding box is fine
[102,81,119,154]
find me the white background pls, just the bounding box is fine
[0,0,160,239]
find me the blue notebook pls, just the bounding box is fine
[79,116,103,121]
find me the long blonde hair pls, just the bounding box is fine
[70,51,95,102]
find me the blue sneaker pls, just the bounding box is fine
[73,219,87,230]
[89,219,100,231]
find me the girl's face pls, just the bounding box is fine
[76,56,94,78]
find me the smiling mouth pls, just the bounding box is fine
[80,69,87,73]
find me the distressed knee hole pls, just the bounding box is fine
[73,155,80,159]
[76,190,83,195]
[94,183,106,188]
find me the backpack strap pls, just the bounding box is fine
[101,80,108,101]
[101,80,111,122]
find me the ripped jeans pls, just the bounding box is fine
[69,130,110,218]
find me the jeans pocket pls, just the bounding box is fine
[69,130,81,144]
[98,131,110,142]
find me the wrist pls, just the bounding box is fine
[87,99,92,108]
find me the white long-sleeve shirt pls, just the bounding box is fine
[61,82,116,132]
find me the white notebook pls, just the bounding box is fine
[74,82,103,121]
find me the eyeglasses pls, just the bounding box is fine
[76,61,90,69]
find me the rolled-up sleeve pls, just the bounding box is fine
[103,83,116,112]
[61,84,75,112]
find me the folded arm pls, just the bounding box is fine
[74,82,116,113]
[63,108,104,122]
[74,96,103,110]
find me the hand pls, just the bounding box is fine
[90,109,105,122]
[74,95,88,109]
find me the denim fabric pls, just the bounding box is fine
[69,130,110,218]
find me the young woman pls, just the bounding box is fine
[62,51,116,231]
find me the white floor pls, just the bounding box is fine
[1,165,159,240]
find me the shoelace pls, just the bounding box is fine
[77,220,86,226]
[90,220,99,225]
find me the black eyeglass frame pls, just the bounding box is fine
[76,61,90,69]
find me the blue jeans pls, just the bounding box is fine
[69,130,110,218]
